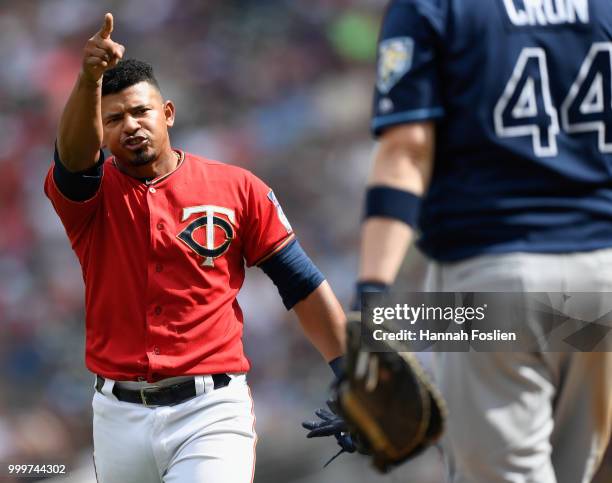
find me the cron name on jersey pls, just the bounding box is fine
[177,205,236,267]
[501,0,589,27]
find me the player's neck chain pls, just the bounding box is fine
[145,150,183,185]
[114,150,184,186]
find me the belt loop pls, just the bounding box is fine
[194,376,206,396]
[101,377,115,398]
[203,375,214,394]
[230,373,245,384]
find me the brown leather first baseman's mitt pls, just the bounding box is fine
[335,317,448,473]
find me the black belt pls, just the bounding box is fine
[95,374,232,407]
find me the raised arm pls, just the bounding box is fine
[57,13,124,172]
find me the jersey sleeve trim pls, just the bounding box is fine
[254,233,296,267]
[372,107,445,136]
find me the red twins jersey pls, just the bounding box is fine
[45,151,294,382]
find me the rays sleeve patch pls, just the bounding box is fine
[377,37,415,94]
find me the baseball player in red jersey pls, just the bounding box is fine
[44,14,347,483]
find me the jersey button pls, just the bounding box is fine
[156,222,164,230]
[155,263,163,272]
[149,187,156,193]
[154,306,162,315]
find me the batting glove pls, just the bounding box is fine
[302,400,367,466]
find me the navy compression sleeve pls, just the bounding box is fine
[259,239,325,310]
[53,146,105,201]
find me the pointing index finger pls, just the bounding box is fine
[99,13,113,39]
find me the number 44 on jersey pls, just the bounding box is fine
[495,43,612,156]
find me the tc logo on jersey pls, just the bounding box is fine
[377,37,414,94]
[268,191,293,233]
[177,206,236,267]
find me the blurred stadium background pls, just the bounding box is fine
[0,0,609,482]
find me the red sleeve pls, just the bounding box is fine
[44,163,103,247]
[242,173,295,267]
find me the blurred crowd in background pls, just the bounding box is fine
[0,1,609,482]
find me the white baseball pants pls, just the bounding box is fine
[92,374,256,483]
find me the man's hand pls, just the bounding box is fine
[81,13,125,85]
[302,399,369,467]
[302,401,355,450]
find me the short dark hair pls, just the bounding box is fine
[102,59,160,96]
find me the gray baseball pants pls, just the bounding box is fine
[425,250,612,483]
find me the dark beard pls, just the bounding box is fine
[129,148,156,166]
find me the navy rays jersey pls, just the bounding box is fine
[373,0,612,261]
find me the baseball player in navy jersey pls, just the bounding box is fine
[45,13,347,483]
[306,0,612,482]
